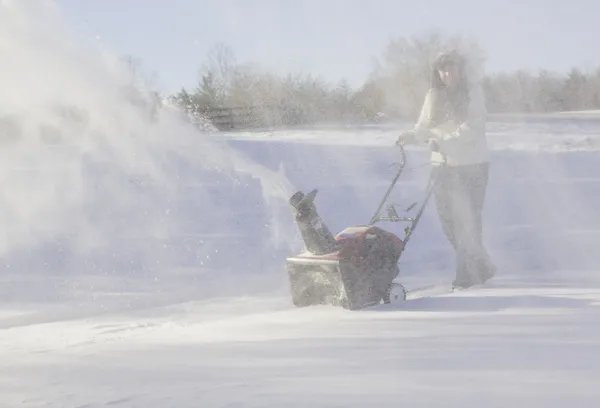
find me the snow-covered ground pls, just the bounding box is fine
[4,2,600,407]
[3,126,600,407]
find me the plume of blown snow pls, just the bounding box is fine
[0,0,298,279]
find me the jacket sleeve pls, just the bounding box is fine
[429,85,486,145]
[411,89,437,143]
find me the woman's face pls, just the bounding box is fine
[438,64,459,88]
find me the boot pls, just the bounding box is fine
[452,276,479,290]
[479,262,496,284]
[452,254,481,289]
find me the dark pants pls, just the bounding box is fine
[432,162,495,287]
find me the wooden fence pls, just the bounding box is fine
[203,106,266,131]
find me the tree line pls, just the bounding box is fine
[166,33,600,130]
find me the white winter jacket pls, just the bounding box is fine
[413,84,489,167]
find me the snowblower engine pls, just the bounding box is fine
[286,189,405,310]
[284,143,439,310]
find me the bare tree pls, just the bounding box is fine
[196,43,238,106]
[370,30,486,118]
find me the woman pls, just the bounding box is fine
[397,49,496,289]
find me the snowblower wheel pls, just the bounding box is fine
[384,282,407,304]
[382,265,406,304]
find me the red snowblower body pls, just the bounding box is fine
[285,144,438,310]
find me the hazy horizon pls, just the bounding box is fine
[53,0,600,95]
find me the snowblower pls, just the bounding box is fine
[285,143,439,310]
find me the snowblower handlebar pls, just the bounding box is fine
[368,142,408,226]
[395,139,407,166]
[369,142,439,245]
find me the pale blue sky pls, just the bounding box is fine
[55,0,600,95]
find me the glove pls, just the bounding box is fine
[396,130,416,146]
